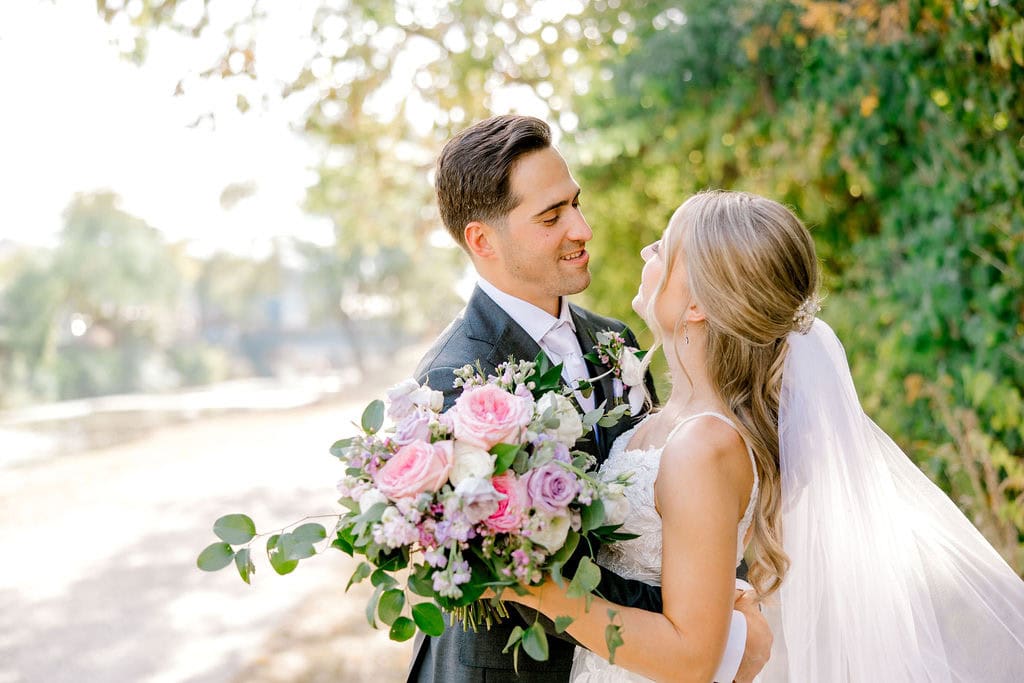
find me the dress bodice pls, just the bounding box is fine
[571,411,759,682]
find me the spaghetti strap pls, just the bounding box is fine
[663,411,739,444]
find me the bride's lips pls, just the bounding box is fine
[559,249,589,265]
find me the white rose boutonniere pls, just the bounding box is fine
[583,330,648,416]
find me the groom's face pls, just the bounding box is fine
[487,147,593,310]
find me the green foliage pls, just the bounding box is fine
[213,514,256,545]
[574,0,1024,570]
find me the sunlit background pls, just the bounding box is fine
[1,0,1022,681]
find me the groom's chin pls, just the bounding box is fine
[563,272,591,295]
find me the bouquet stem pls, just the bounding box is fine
[451,599,511,632]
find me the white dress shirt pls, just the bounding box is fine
[476,279,595,412]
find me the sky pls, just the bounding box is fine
[0,0,334,258]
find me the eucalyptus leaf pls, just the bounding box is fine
[554,615,574,633]
[292,522,327,543]
[407,570,435,597]
[389,616,416,642]
[278,532,316,561]
[567,557,602,600]
[366,584,384,628]
[266,534,298,576]
[412,602,445,636]
[213,514,256,545]
[346,561,372,592]
[234,547,253,584]
[371,568,399,589]
[378,588,405,626]
[197,542,234,571]
[330,437,354,457]
[522,621,549,661]
[580,500,606,532]
[361,399,385,434]
[549,529,580,565]
[502,625,525,653]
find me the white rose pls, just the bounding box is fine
[386,378,422,419]
[602,484,631,526]
[454,476,506,523]
[536,392,584,445]
[449,441,496,486]
[358,487,388,513]
[619,349,645,388]
[411,385,444,412]
[529,513,572,552]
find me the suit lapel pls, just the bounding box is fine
[463,286,544,372]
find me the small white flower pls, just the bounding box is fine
[602,484,631,526]
[529,513,571,551]
[454,476,506,523]
[536,392,584,445]
[358,487,388,514]
[386,379,422,419]
[449,441,496,486]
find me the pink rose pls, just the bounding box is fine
[376,439,453,500]
[450,385,533,450]
[485,472,526,533]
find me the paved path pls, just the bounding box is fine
[0,392,414,683]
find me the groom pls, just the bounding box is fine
[406,115,770,682]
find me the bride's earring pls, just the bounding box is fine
[683,321,690,346]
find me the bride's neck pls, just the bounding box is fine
[662,343,722,416]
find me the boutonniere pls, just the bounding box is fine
[583,330,648,416]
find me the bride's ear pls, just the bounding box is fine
[685,300,706,324]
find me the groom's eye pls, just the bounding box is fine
[542,214,559,226]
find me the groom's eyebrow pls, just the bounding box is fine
[532,188,581,219]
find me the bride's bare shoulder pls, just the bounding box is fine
[655,416,752,506]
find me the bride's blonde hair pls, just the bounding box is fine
[641,190,820,597]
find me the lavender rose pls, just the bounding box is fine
[523,462,579,514]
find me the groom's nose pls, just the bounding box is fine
[565,210,593,243]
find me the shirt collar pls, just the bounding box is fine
[477,278,575,344]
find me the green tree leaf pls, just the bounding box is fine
[378,588,405,626]
[362,399,385,433]
[213,514,256,545]
[412,602,445,636]
[521,621,549,661]
[197,542,234,571]
[389,616,416,641]
[554,615,574,633]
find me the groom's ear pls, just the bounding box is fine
[464,221,497,260]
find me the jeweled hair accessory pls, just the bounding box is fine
[793,294,821,334]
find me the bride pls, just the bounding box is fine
[500,190,1024,681]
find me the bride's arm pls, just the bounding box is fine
[507,421,752,683]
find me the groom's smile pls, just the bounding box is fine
[478,146,594,316]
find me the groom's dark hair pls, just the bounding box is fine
[435,114,552,250]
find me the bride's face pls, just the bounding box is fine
[633,218,692,336]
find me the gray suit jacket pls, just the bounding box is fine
[406,286,662,682]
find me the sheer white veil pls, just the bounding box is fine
[761,318,1024,682]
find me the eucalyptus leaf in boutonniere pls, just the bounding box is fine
[583,330,648,416]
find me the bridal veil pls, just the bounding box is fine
[762,319,1024,681]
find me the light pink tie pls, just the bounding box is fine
[541,321,595,412]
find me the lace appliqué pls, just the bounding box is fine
[570,414,758,682]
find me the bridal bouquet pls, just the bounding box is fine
[197,353,635,663]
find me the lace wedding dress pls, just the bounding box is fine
[570,411,758,682]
